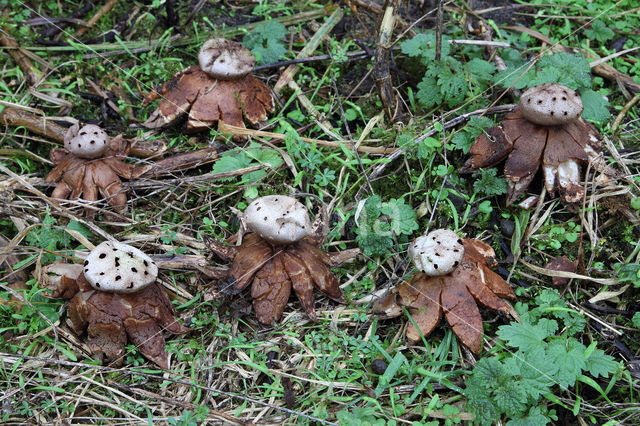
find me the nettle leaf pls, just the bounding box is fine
[355,196,417,256]
[211,154,252,181]
[400,32,450,63]
[242,20,288,65]
[506,348,556,399]
[492,380,528,418]
[355,222,393,257]
[580,88,611,123]
[493,66,536,90]
[584,348,617,378]
[416,74,442,109]
[468,58,497,83]
[417,59,469,109]
[497,321,551,352]
[506,406,552,426]
[547,339,587,389]
[438,59,467,105]
[535,53,592,89]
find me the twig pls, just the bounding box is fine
[374,1,400,121]
[435,0,444,61]
[0,28,42,85]
[131,164,270,189]
[183,0,207,28]
[218,122,397,155]
[253,50,369,71]
[75,0,118,37]
[287,80,335,133]
[139,148,218,178]
[38,2,94,39]
[612,93,640,132]
[274,7,344,93]
[0,106,68,141]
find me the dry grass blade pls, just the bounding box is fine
[218,122,397,154]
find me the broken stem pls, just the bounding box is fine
[374,1,399,121]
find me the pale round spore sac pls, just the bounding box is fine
[519,83,583,126]
[409,229,465,276]
[64,124,109,159]
[83,241,158,293]
[244,195,312,245]
[198,38,256,80]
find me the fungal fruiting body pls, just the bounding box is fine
[143,38,274,140]
[463,83,615,206]
[46,123,146,217]
[374,229,516,354]
[40,241,188,370]
[206,195,349,324]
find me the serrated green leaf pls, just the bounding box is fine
[400,32,450,63]
[242,21,287,65]
[537,53,592,89]
[468,58,497,82]
[493,380,528,418]
[355,226,392,257]
[494,66,536,90]
[497,321,550,352]
[547,339,586,389]
[580,88,610,123]
[416,74,442,108]
[584,348,617,378]
[506,406,551,426]
[633,312,640,328]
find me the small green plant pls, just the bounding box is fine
[211,142,283,184]
[354,195,418,257]
[242,20,287,65]
[465,289,617,425]
[449,116,495,154]
[584,20,615,44]
[167,406,210,426]
[336,405,389,426]
[614,262,640,288]
[401,32,496,110]
[531,222,579,251]
[472,168,507,197]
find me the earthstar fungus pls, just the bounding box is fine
[143,38,274,140]
[39,241,188,370]
[205,195,351,324]
[374,229,516,354]
[46,123,146,217]
[463,83,614,206]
